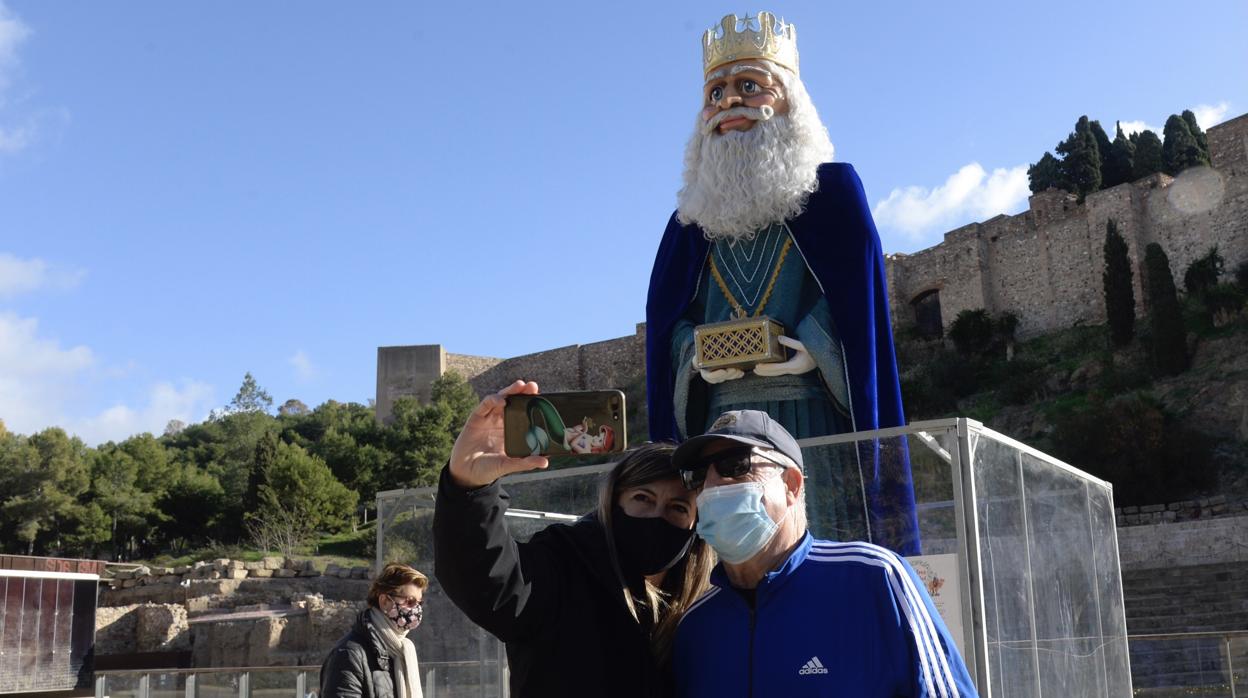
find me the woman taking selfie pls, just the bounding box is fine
[321,563,427,698]
[433,380,713,698]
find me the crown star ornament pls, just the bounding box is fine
[702,11,799,78]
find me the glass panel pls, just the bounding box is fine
[420,660,505,698]
[38,575,57,674]
[71,578,98,687]
[104,672,142,698]
[974,436,1040,698]
[252,669,298,698]
[1,578,20,691]
[149,672,186,698]
[20,579,40,686]
[195,671,242,698]
[1021,452,1106,696]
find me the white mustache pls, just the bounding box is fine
[701,105,775,135]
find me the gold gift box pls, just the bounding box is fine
[693,316,788,371]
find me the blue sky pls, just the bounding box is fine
[1,0,1244,443]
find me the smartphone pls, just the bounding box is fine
[503,390,627,458]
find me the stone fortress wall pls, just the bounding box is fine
[889,113,1248,338]
[377,114,1248,414]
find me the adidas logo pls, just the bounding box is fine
[798,656,828,676]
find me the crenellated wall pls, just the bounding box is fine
[888,113,1248,338]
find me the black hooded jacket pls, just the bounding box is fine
[432,466,666,698]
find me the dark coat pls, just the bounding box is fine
[432,466,666,698]
[320,609,397,698]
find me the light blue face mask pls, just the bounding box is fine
[695,476,787,564]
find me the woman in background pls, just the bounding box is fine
[321,562,426,698]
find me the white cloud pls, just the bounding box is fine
[1118,120,1161,138]
[0,252,86,298]
[1191,102,1230,130]
[0,3,41,154]
[0,311,215,444]
[289,349,316,382]
[70,380,215,445]
[0,1,30,83]
[1117,102,1231,139]
[872,163,1031,242]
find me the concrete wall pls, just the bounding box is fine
[376,345,445,422]
[1117,514,1248,571]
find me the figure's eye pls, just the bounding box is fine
[631,492,654,504]
[670,502,691,516]
[740,79,759,95]
[708,86,723,103]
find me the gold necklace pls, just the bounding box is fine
[709,237,792,319]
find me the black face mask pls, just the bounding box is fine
[611,506,697,578]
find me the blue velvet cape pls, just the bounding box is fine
[645,163,920,554]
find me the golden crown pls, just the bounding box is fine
[702,12,799,78]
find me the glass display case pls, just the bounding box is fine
[376,418,1133,697]
[0,565,99,694]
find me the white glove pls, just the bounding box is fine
[753,336,817,377]
[695,357,745,384]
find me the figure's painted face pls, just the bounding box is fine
[701,60,789,134]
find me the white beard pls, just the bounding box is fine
[676,76,834,241]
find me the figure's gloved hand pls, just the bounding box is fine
[695,357,745,384]
[753,336,817,377]
[448,380,549,488]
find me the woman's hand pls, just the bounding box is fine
[448,380,550,488]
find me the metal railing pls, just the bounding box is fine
[94,661,506,698]
[1128,630,1248,698]
[95,666,320,698]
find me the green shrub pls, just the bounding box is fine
[1049,393,1216,505]
[949,310,995,356]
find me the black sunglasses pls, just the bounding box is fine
[680,446,789,490]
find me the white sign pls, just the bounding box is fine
[905,553,966,658]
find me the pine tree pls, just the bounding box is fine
[1181,109,1210,162]
[1162,114,1208,174]
[1027,152,1065,193]
[1102,219,1135,346]
[1056,116,1102,202]
[1102,123,1136,188]
[1144,243,1188,376]
[1130,130,1165,179]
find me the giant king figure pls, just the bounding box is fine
[645,11,919,553]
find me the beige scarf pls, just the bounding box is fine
[369,607,423,698]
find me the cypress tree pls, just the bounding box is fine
[1027,152,1065,193]
[1056,116,1102,202]
[1143,243,1188,376]
[1181,109,1210,162]
[1102,219,1135,346]
[1162,113,1208,174]
[1090,120,1112,172]
[1130,130,1164,179]
[1102,123,1135,188]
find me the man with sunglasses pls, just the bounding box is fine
[671,410,977,697]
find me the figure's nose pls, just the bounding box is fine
[717,91,742,109]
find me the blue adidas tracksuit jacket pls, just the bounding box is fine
[674,534,979,697]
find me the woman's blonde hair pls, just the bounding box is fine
[596,442,715,670]
[367,562,429,608]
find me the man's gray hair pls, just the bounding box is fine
[763,447,807,533]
